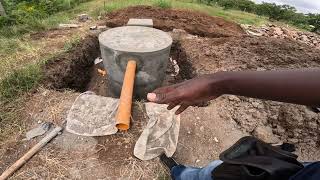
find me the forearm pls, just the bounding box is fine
[214,69,320,106]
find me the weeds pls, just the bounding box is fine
[154,0,172,8]
[64,35,82,52]
[0,64,41,103]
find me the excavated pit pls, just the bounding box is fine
[42,35,196,99]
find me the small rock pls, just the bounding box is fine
[253,125,280,144]
[256,67,266,71]
[195,159,200,163]
[288,138,299,144]
[187,131,191,135]
[214,137,219,143]
[94,57,103,65]
[200,126,204,132]
[78,14,90,22]
[59,24,80,28]
[89,25,97,30]
[228,95,240,102]
[26,122,52,140]
[196,117,200,120]
[272,27,283,36]
[37,120,42,124]
[172,28,187,34]
[300,35,309,42]
[97,25,107,30]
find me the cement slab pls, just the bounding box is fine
[127,18,153,27]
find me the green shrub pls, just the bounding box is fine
[154,0,172,9]
[0,0,89,29]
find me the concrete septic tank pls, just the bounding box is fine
[99,26,173,98]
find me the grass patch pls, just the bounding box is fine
[63,35,82,52]
[0,64,42,103]
[154,0,172,9]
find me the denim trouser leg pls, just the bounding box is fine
[171,160,223,180]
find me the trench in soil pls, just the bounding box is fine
[43,35,196,99]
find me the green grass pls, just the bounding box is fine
[63,35,82,51]
[100,0,268,26]
[154,0,172,8]
[0,63,42,103]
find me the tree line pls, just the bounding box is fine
[198,0,320,32]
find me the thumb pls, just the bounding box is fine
[147,92,178,104]
[147,93,157,102]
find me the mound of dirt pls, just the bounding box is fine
[105,5,245,38]
[170,30,320,160]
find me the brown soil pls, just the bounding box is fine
[171,30,320,161]
[2,5,320,179]
[106,5,245,38]
[42,35,100,92]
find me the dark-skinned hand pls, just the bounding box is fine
[147,75,224,114]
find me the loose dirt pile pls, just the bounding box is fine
[241,24,320,50]
[106,5,245,38]
[170,29,320,160]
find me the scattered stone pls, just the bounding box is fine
[195,159,201,163]
[94,57,103,65]
[247,30,263,36]
[169,57,180,76]
[59,24,81,28]
[288,138,299,144]
[214,137,219,143]
[253,125,280,144]
[97,25,107,30]
[127,18,153,27]
[25,122,52,140]
[200,126,204,132]
[241,24,320,48]
[89,25,97,30]
[78,14,90,22]
[228,95,241,102]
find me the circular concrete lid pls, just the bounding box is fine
[99,26,172,53]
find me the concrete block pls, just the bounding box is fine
[99,26,172,98]
[127,18,153,27]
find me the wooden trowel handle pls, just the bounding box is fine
[116,60,137,131]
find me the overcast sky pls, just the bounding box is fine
[253,0,320,14]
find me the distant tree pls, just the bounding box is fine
[0,0,6,16]
[217,0,235,10]
[255,2,282,20]
[308,13,320,32]
[278,4,297,21]
[236,0,256,13]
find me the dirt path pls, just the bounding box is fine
[1,6,320,179]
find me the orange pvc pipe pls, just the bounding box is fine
[116,60,137,131]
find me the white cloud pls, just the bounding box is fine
[253,0,320,14]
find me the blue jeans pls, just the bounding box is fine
[171,161,315,180]
[171,160,223,180]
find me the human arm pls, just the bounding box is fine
[147,69,320,114]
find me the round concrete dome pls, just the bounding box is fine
[99,26,172,53]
